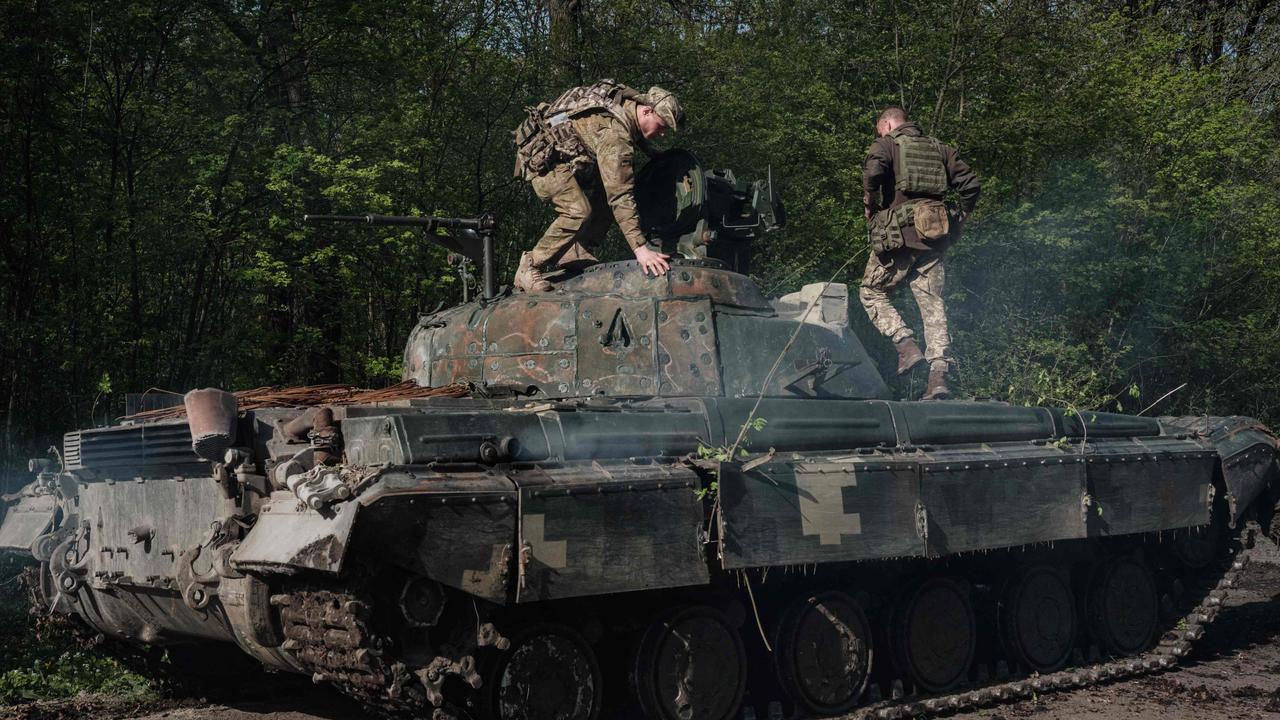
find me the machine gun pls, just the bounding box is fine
[636,149,784,274]
[303,213,498,299]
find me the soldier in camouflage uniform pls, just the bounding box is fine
[512,80,684,292]
[861,106,981,400]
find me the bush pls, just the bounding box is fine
[0,557,155,705]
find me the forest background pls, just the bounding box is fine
[2,0,1279,483]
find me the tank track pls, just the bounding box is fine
[268,529,1259,720]
[271,584,426,714]
[846,526,1257,720]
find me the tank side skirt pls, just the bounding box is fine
[511,462,709,603]
[354,470,518,604]
[1164,415,1280,524]
[718,438,1218,569]
[0,491,56,552]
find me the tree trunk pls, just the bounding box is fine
[548,0,583,85]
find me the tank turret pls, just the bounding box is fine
[403,260,886,401]
[404,151,882,401]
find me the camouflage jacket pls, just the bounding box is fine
[563,103,650,251]
[862,122,981,216]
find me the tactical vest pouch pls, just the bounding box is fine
[893,134,949,196]
[514,90,613,179]
[513,102,555,178]
[911,198,950,241]
[868,208,906,255]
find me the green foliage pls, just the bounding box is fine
[694,418,767,500]
[694,480,720,502]
[0,650,154,704]
[0,557,154,703]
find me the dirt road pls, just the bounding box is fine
[7,553,1280,720]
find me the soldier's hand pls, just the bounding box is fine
[633,246,671,277]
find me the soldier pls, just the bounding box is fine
[860,106,980,400]
[512,80,684,292]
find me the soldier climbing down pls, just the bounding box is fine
[512,80,684,292]
[860,106,981,400]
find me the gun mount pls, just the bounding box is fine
[637,149,784,274]
[304,213,498,298]
[303,151,781,300]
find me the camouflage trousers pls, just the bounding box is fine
[858,245,952,364]
[528,163,608,269]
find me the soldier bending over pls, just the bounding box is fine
[861,106,981,400]
[512,80,684,292]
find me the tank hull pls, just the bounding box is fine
[5,396,1277,717]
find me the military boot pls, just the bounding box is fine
[894,337,926,375]
[921,361,953,401]
[514,252,553,293]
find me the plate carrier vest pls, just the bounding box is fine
[889,129,949,197]
[513,79,643,178]
[867,129,952,253]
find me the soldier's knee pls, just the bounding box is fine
[551,183,590,220]
[858,285,886,307]
[559,201,591,225]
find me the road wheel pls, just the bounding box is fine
[485,623,602,720]
[774,591,872,714]
[999,565,1077,673]
[1088,556,1158,657]
[632,605,746,720]
[892,577,975,693]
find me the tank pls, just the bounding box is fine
[3,150,1280,720]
